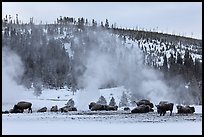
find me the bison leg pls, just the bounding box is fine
[160,112,162,116]
[170,110,172,116]
[28,107,32,113]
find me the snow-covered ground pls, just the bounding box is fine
[2,87,202,135]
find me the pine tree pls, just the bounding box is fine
[33,83,42,97]
[162,54,168,72]
[101,21,104,28]
[176,52,183,65]
[109,97,116,106]
[105,19,109,29]
[66,98,75,107]
[97,96,107,105]
[119,91,129,107]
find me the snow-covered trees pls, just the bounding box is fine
[119,92,129,107]
[66,98,75,107]
[33,83,42,97]
[109,97,116,106]
[2,15,202,104]
[97,96,107,105]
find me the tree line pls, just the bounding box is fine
[2,15,202,104]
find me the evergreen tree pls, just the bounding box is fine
[109,97,116,106]
[100,21,104,28]
[119,91,129,107]
[105,19,109,29]
[176,52,183,65]
[162,54,168,72]
[66,98,75,107]
[33,82,42,97]
[97,96,107,105]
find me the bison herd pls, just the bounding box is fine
[2,99,196,116]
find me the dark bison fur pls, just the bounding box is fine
[13,101,32,113]
[2,110,9,114]
[176,105,195,114]
[89,102,118,111]
[50,105,58,112]
[9,108,23,113]
[37,107,47,112]
[135,99,154,108]
[105,105,118,111]
[156,101,174,116]
[124,107,130,111]
[59,106,77,112]
[131,104,154,113]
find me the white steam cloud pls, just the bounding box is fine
[75,29,176,109]
[2,47,29,110]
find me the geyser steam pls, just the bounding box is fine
[2,47,29,109]
[75,29,175,109]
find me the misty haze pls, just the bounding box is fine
[2,4,202,135]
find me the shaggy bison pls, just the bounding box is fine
[124,107,130,111]
[131,104,154,113]
[155,101,174,116]
[105,105,118,111]
[59,106,77,112]
[50,105,58,112]
[88,102,118,111]
[37,107,47,112]
[9,108,23,113]
[12,101,32,113]
[89,102,106,111]
[176,105,195,114]
[135,99,154,108]
[2,110,9,114]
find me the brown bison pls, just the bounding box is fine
[37,107,47,112]
[135,99,154,108]
[155,101,174,116]
[131,104,154,113]
[50,105,58,112]
[2,110,9,114]
[12,101,32,113]
[88,102,118,111]
[9,108,23,113]
[176,105,195,114]
[59,106,77,112]
[124,107,130,111]
[105,105,118,111]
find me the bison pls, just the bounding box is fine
[2,110,9,114]
[124,107,130,111]
[155,101,174,116]
[59,106,77,112]
[88,102,118,111]
[105,105,118,111]
[89,102,106,111]
[135,99,154,108]
[176,105,195,114]
[9,108,23,113]
[12,101,32,113]
[50,105,58,112]
[131,104,154,113]
[37,107,47,112]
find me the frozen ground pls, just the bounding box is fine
[2,87,202,135]
[2,110,202,135]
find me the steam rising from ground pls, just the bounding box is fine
[2,47,29,109]
[75,29,176,109]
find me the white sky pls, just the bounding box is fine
[2,2,202,39]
